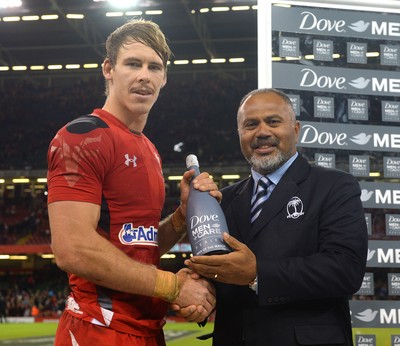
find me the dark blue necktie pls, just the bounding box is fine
[250,177,272,223]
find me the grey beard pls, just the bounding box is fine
[247,150,292,175]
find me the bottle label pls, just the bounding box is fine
[188,213,229,255]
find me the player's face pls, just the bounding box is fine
[103,40,166,119]
[238,92,300,175]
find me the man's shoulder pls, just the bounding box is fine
[65,114,109,134]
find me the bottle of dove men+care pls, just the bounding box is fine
[185,154,231,256]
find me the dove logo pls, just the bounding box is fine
[355,309,378,322]
[348,20,370,33]
[349,133,372,146]
[300,68,346,89]
[349,77,370,89]
[367,249,376,262]
[360,189,373,202]
[299,11,346,32]
[300,125,347,146]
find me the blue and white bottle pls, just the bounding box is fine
[185,154,231,256]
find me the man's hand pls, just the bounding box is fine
[185,233,257,285]
[171,268,216,322]
[179,170,222,216]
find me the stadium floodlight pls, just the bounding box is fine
[30,65,45,70]
[211,7,230,12]
[105,11,124,17]
[232,6,250,11]
[12,65,27,71]
[229,57,245,63]
[210,58,226,63]
[108,0,139,8]
[145,10,162,15]
[2,16,20,21]
[222,175,241,180]
[66,14,85,19]
[0,66,9,71]
[168,176,183,181]
[125,10,142,16]
[12,178,30,183]
[173,60,189,65]
[0,0,21,8]
[0,179,4,183]
[65,64,80,69]
[83,63,99,68]
[41,14,58,20]
[48,64,62,70]
[192,59,207,64]
[199,8,209,13]
[22,15,39,21]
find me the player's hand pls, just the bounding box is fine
[179,170,222,216]
[171,268,216,322]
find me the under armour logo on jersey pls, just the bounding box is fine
[125,154,137,167]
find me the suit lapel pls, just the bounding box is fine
[229,178,254,243]
[248,155,310,240]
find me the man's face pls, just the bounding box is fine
[237,92,300,175]
[103,40,166,117]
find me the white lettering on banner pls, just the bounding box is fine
[299,11,346,32]
[372,21,400,36]
[353,157,367,164]
[372,78,400,93]
[374,134,400,148]
[300,68,346,89]
[377,248,400,263]
[389,216,400,222]
[282,38,296,45]
[300,125,347,146]
[375,190,400,204]
[380,309,400,324]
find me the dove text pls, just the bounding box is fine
[300,68,346,89]
[300,125,347,146]
[299,11,346,32]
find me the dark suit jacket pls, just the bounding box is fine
[212,154,368,346]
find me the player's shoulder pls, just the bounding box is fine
[66,114,109,134]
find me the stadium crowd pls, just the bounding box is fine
[0,75,256,170]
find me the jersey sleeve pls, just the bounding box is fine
[47,115,112,205]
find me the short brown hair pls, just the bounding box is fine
[104,18,172,95]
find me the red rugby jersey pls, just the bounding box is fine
[47,109,167,336]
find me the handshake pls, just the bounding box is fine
[153,267,216,323]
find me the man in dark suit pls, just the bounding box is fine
[184,88,368,346]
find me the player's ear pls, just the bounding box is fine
[103,58,113,81]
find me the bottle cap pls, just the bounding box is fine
[186,154,199,168]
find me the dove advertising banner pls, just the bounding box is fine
[272,5,400,41]
[272,63,400,97]
[359,182,400,209]
[298,121,399,152]
[350,300,400,328]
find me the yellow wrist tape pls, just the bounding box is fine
[171,206,187,236]
[153,270,180,303]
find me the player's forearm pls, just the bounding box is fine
[158,205,187,255]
